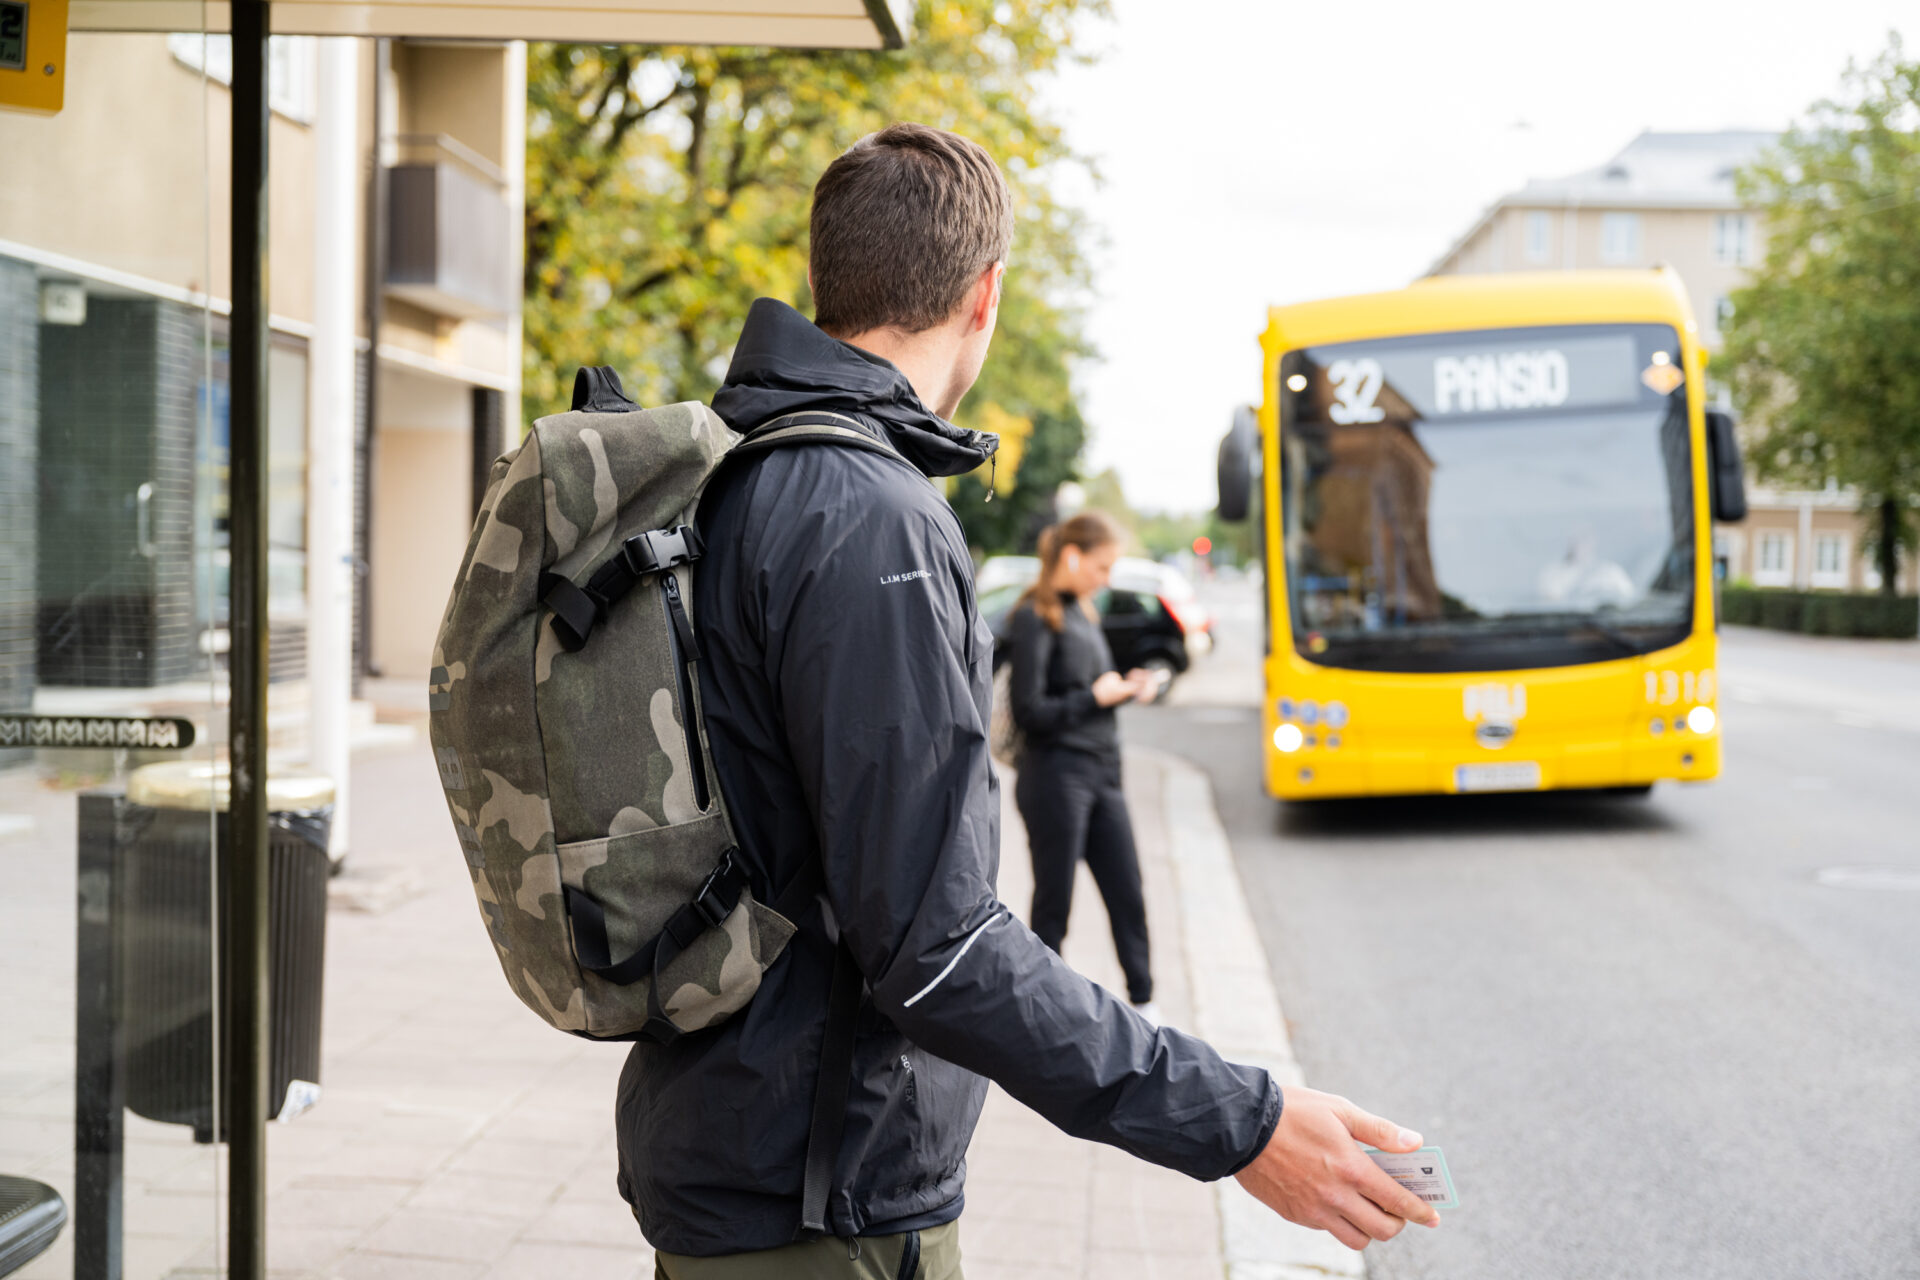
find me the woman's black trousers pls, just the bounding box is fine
[1013,746,1153,1004]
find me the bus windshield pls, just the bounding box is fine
[1279,323,1695,673]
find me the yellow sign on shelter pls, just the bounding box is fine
[0,0,66,115]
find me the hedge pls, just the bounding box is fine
[1720,586,1919,638]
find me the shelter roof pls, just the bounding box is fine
[71,0,907,48]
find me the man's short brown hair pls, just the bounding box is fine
[809,123,1014,336]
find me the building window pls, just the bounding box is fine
[167,32,317,123]
[1862,554,1883,592]
[1754,531,1794,587]
[1714,214,1753,266]
[1601,212,1641,264]
[1811,533,1849,589]
[1525,211,1551,263]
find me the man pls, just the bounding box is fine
[620,122,1439,1279]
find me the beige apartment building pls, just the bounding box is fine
[1428,129,1916,596]
[0,31,522,691]
[0,31,527,867]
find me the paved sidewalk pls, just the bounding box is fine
[286,740,1238,1280]
[966,753,1226,1280]
[4,698,1328,1279]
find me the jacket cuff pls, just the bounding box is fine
[1224,1074,1284,1179]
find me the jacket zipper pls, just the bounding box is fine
[660,572,711,812]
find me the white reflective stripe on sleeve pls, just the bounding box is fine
[901,914,999,1008]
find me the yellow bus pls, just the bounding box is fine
[1215,268,1749,801]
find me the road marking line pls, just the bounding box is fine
[1816,867,1920,892]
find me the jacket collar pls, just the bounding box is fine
[710,299,998,480]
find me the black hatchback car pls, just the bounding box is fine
[978,556,1210,692]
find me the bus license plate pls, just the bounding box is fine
[1454,762,1542,793]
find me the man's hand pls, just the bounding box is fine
[1233,1087,1442,1251]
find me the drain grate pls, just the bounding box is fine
[1815,867,1920,892]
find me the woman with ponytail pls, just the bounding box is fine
[1006,511,1161,1021]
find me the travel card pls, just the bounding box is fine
[1363,1145,1459,1209]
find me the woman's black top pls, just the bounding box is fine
[1006,593,1120,759]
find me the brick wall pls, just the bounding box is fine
[0,258,38,736]
[151,301,202,685]
[36,296,201,688]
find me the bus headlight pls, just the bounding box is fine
[1686,705,1717,735]
[1273,723,1305,753]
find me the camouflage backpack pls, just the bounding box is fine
[428,368,891,1043]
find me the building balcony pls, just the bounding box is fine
[384,135,513,320]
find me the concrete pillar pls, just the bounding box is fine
[503,41,527,435]
[1795,496,1814,591]
[307,38,360,858]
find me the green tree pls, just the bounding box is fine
[522,1,1104,554]
[1723,35,1920,593]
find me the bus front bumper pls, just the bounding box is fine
[1265,731,1722,800]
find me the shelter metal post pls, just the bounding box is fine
[224,3,272,1277]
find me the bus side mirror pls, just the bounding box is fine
[1705,409,1748,523]
[1216,405,1258,522]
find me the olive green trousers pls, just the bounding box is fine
[654,1221,961,1280]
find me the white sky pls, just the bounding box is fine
[1043,0,1915,513]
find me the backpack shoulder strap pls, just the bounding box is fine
[729,410,904,463]
[729,409,893,1240]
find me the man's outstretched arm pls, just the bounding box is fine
[771,486,1436,1242]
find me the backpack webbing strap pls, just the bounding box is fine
[798,941,863,1238]
[564,848,747,1010]
[541,524,704,652]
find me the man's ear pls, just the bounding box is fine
[969,262,1004,333]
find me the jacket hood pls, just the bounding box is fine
[711,298,998,480]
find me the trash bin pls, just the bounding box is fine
[108,762,333,1142]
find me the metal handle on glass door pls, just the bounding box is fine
[136,482,155,557]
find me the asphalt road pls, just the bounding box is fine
[1128,583,1920,1280]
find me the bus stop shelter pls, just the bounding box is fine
[38,2,905,1276]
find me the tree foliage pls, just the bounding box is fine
[1723,35,1920,592]
[523,1,1106,553]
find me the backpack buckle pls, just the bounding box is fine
[691,848,741,930]
[621,525,704,578]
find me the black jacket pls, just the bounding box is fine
[1006,595,1122,759]
[614,299,1280,1255]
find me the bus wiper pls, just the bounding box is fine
[1583,620,1640,654]
[1505,610,1643,652]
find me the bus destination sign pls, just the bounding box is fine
[1302,332,1650,425]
